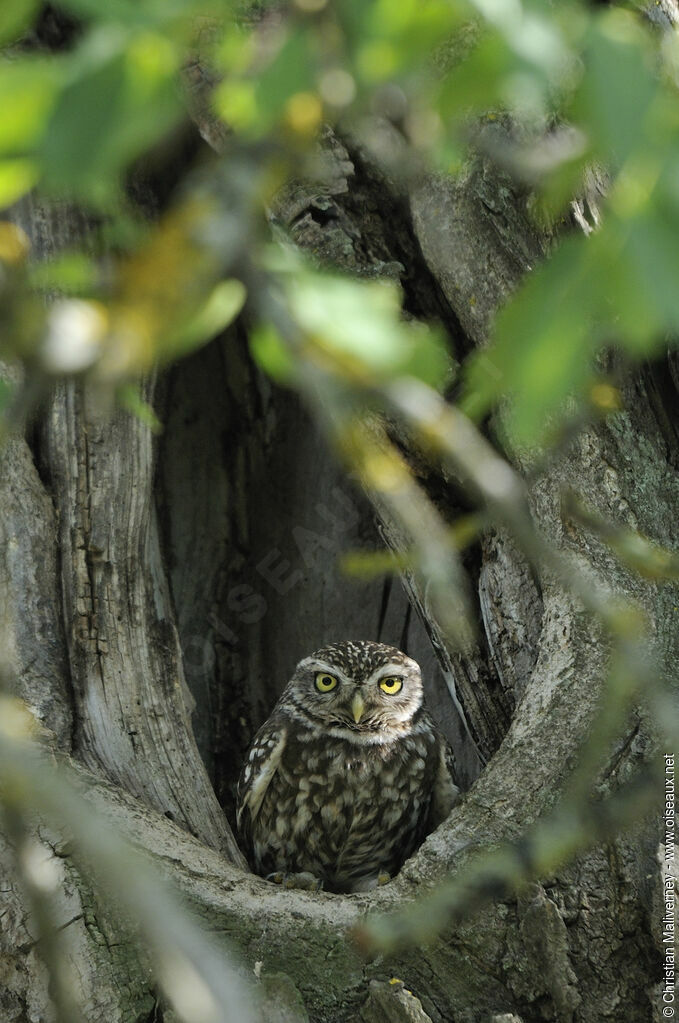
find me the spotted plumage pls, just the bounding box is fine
[237,640,459,893]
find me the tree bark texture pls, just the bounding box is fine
[0,123,672,1023]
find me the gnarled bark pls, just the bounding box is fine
[0,121,670,1023]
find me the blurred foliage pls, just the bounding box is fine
[251,255,451,388]
[0,0,678,1009]
[0,0,678,441]
[0,694,255,1023]
[564,489,679,580]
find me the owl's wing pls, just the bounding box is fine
[428,735,461,830]
[236,724,287,843]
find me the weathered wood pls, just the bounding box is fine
[0,92,671,1023]
[0,427,71,745]
[42,376,243,860]
[8,195,244,862]
[158,322,482,808]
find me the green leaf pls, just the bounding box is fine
[53,0,212,28]
[0,0,40,45]
[0,59,59,155]
[462,236,596,442]
[288,272,450,389]
[117,383,162,432]
[344,0,463,86]
[577,11,658,168]
[249,324,296,383]
[213,79,259,133]
[56,0,162,24]
[0,159,38,209]
[215,26,318,136]
[438,4,569,122]
[29,252,98,296]
[626,211,679,336]
[586,226,662,353]
[254,28,317,126]
[40,28,181,200]
[162,279,247,362]
[438,30,511,120]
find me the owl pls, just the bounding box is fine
[236,640,459,893]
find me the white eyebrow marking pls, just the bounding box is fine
[297,657,354,686]
[366,660,416,685]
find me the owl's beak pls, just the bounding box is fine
[351,693,366,724]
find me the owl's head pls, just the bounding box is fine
[286,640,424,741]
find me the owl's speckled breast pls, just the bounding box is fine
[237,640,458,893]
[251,722,437,891]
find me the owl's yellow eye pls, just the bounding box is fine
[315,672,338,693]
[379,676,403,695]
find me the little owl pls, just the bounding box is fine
[237,640,459,893]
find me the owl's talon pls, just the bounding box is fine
[283,871,324,891]
[350,871,391,892]
[266,871,323,891]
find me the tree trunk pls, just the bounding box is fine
[0,122,670,1023]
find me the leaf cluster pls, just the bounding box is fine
[0,0,677,1007]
